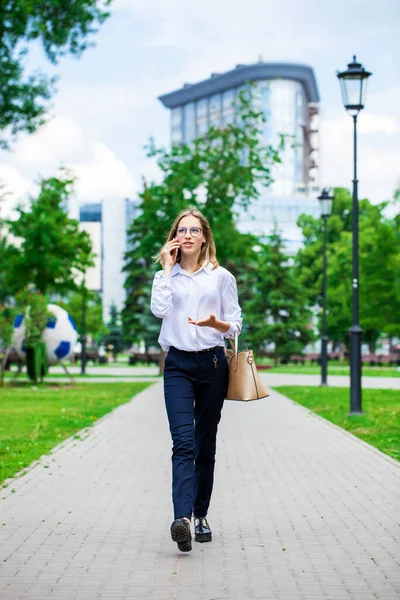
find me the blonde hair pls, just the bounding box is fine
[154,208,219,271]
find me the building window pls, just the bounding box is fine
[171,107,183,145]
[258,83,272,141]
[293,84,305,185]
[171,107,182,127]
[196,98,209,136]
[209,93,222,128]
[222,89,236,125]
[183,102,196,144]
[172,128,183,145]
[80,203,102,222]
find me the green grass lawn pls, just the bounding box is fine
[275,386,400,461]
[259,362,400,377]
[3,372,160,380]
[5,362,399,379]
[67,359,157,368]
[0,381,153,487]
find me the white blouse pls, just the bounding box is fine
[151,263,242,352]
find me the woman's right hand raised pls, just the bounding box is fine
[161,238,180,270]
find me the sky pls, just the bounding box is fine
[1,0,399,217]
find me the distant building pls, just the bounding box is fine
[79,202,103,293]
[76,198,138,322]
[159,61,321,253]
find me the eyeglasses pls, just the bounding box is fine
[176,226,202,238]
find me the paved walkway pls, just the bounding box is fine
[9,365,400,389]
[261,373,400,390]
[39,373,400,389]
[49,367,160,376]
[0,382,399,600]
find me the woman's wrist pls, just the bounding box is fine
[163,265,172,278]
[214,319,230,333]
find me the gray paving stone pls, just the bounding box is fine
[0,382,399,599]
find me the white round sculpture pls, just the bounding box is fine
[12,304,78,366]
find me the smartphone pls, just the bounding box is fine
[171,241,180,264]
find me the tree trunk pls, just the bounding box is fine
[339,343,346,363]
[0,347,10,388]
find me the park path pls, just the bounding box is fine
[260,373,400,389]
[9,364,400,388]
[43,372,400,389]
[0,382,399,600]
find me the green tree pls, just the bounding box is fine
[295,188,356,350]
[0,237,19,303]
[0,181,16,303]
[295,188,353,299]
[245,227,314,365]
[0,0,111,149]
[1,289,50,385]
[14,289,49,340]
[295,188,400,352]
[12,289,50,384]
[58,290,106,343]
[6,172,93,295]
[123,85,282,347]
[0,303,16,386]
[358,196,400,350]
[387,187,400,345]
[102,304,125,358]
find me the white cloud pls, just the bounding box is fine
[113,0,299,55]
[0,165,36,216]
[322,110,399,140]
[1,0,399,216]
[72,142,137,202]
[358,113,399,135]
[54,83,145,131]
[10,115,87,171]
[320,110,400,202]
[111,0,395,64]
[367,86,400,118]
[113,0,194,16]
[0,114,138,216]
[320,82,400,202]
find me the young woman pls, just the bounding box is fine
[151,208,242,552]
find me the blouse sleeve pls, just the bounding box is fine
[220,271,242,339]
[151,271,173,318]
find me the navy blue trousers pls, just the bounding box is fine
[163,346,229,520]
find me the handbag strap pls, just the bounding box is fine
[228,331,249,371]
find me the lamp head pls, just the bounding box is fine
[337,56,372,116]
[318,188,334,218]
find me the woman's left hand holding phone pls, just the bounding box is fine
[161,238,180,277]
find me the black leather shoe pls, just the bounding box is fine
[194,517,212,542]
[170,518,192,552]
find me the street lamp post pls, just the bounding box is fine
[337,56,372,414]
[318,188,334,387]
[81,282,87,375]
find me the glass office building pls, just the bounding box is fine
[79,203,103,294]
[159,62,321,253]
[74,198,138,322]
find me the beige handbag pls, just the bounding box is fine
[225,332,270,401]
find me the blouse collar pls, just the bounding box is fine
[172,262,213,277]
